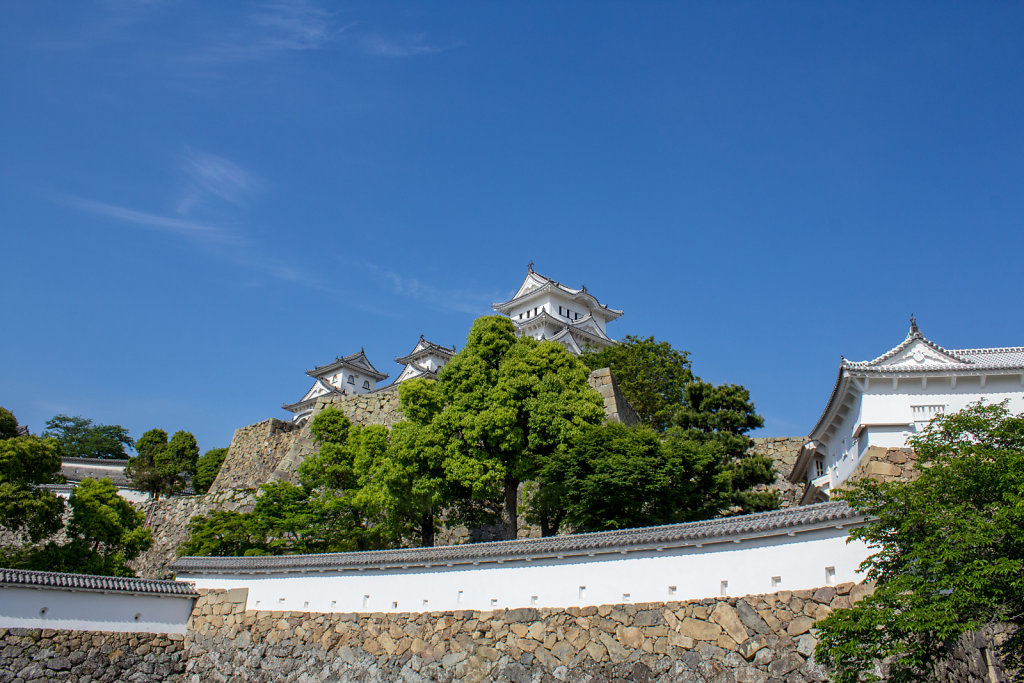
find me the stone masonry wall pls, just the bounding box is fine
[184,583,878,683]
[750,437,806,509]
[131,489,255,580]
[587,368,640,426]
[209,418,302,492]
[0,627,185,682]
[845,446,919,486]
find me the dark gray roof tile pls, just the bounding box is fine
[0,568,199,596]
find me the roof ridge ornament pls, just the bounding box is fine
[909,314,921,338]
[527,261,535,272]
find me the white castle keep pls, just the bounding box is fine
[283,265,623,423]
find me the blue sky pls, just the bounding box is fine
[3,2,1024,453]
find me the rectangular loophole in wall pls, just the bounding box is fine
[278,597,286,605]
[771,576,782,589]
[825,566,836,585]
[490,598,498,607]
[457,590,463,604]
[362,595,370,609]
[303,601,309,609]
[578,586,586,600]
[330,600,336,609]
[622,593,631,602]
[392,601,398,609]
[530,595,538,606]
[720,580,729,596]
[668,586,677,596]
[422,599,429,608]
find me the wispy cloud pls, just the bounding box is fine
[177,149,258,215]
[187,1,354,64]
[359,32,455,58]
[61,196,242,246]
[366,265,497,316]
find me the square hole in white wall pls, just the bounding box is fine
[825,566,836,585]
[771,576,782,589]
[720,580,729,596]
[668,586,677,596]
[578,586,586,600]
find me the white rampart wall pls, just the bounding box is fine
[178,526,870,615]
[0,587,196,634]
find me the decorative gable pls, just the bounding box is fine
[873,339,969,369]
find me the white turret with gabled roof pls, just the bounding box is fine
[492,263,623,354]
[283,349,388,424]
[790,318,1024,502]
[393,336,457,384]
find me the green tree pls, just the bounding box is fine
[43,478,153,576]
[815,402,1024,683]
[0,407,18,440]
[541,422,671,531]
[358,378,452,546]
[179,509,264,557]
[42,414,133,459]
[581,335,693,431]
[193,447,228,494]
[126,428,198,498]
[0,434,65,547]
[430,316,605,540]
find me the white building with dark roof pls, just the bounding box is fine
[393,336,456,384]
[283,350,388,424]
[791,318,1024,499]
[492,264,622,355]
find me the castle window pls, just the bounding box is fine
[814,457,825,478]
[362,380,370,390]
[347,375,356,385]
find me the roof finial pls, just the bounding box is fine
[581,283,587,293]
[909,314,920,337]
[527,260,535,272]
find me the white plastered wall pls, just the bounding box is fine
[0,587,196,634]
[179,526,870,615]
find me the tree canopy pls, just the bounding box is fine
[424,316,606,540]
[193,447,228,494]
[126,428,200,498]
[0,407,18,440]
[815,402,1024,683]
[42,414,133,459]
[581,335,693,431]
[0,432,65,546]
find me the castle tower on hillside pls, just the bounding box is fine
[282,350,388,425]
[491,263,622,355]
[393,336,457,384]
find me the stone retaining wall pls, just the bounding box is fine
[131,489,255,580]
[750,437,806,509]
[209,419,302,492]
[0,627,184,682]
[587,368,640,426]
[183,583,877,682]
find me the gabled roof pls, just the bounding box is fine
[172,501,860,575]
[283,379,346,413]
[394,335,456,366]
[492,264,623,321]
[841,317,1024,374]
[307,349,388,381]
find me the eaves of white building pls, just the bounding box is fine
[283,349,389,424]
[791,319,1024,498]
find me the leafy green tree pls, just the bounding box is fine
[126,428,198,498]
[430,316,605,540]
[816,402,1024,683]
[358,378,452,546]
[581,335,693,431]
[179,509,264,557]
[0,434,65,547]
[0,407,18,440]
[541,422,671,531]
[44,478,153,576]
[42,414,133,459]
[193,447,228,494]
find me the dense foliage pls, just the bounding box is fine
[0,409,151,576]
[193,447,228,494]
[42,414,134,460]
[0,407,18,440]
[581,335,692,431]
[180,409,394,557]
[815,402,1024,683]
[126,428,200,498]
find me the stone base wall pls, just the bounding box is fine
[131,490,255,580]
[209,419,302,492]
[750,437,806,509]
[935,623,1018,683]
[0,627,184,682]
[846,446,919,486]
[184,583,876,683]
[316,387,405,428]
[587,368,640,426]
